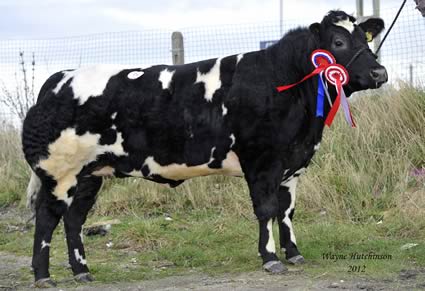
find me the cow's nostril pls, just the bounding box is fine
[371,70,379,79]
[370,68,388,84]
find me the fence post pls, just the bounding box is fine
[373,0,381,61]
[356,0,364,18]
[409,64,414,86]
[171,31,185,65]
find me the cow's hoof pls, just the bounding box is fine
[287,255,305,265]
[74,272,95,283]
[263,260,288,274]
[34,278,57,288]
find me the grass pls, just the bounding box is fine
[1,210,424,286]
[0,85,424,285]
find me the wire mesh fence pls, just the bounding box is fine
[0,1,424,126]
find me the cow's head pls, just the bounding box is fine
[310,10,387,95]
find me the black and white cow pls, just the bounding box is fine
[23,11,387,287]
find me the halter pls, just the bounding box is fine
[345,46,370,68]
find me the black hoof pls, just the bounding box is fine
[263,260,288,274]
[287,255,305,265]
[74,272,95,283]
[34,278,57,288]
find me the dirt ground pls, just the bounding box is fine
[1,207,424,291]
[1,253,424,291]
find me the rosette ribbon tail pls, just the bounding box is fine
[316,74,326,117]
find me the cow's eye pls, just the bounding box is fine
[335,39,344,47]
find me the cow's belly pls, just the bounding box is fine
[127,151,243,180]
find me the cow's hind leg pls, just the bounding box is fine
[32,183,65,288]
[63,176,102,283]
[277,178,304,264]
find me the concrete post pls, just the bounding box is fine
[171,31,185,65]
[373,0,381,61]
[356,0,364,18]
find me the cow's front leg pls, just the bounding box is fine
[277,177,304,264]
[245,164,288,274]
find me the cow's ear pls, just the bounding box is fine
[309,22,321,36]
[358,18,385,42]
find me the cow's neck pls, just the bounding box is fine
[266,28,329,146]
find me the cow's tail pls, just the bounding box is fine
[26,170,41,213]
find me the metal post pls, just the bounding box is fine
[279,0,283,36]
[373,0,381,61]
[409,64,414,86]
[171,31,184,65]
[356,0,364,18]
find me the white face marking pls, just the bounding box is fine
[41,240,50,250]
[334,18,355,33]
[229,134,236,148]
[222,104,228,116]
[158,69,175,90]
[265,219,276,253]
[236,54,244,65]
[195,58,222,102]
[127,71,144,79]
[314,143,321,151]
[127,150,243,180]
[53,65,125,105]
[281,178,298,244]
[111,112,117,120]
[74,249,87,265]
[38,128,127,202]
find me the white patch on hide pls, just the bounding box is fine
[236,54,244,65]
[334,18,355,33]
[229,134,236,148]
[63,196,74,207]
[52,71,74,95]
[92,166,115,177]
[159,69,175,90]
[53,65,125,105]
[38,128,127,203]
[195,58,222,102]
[41,240,50,250]
[281,178,298,244]
[314,143,321,151]
[265,219,276,253]
[129,150,243,180]
[26,170,41,211]
[74,249,87,265]
[294,168,305,176]
[127,71,144,79]
[222,104,228,116]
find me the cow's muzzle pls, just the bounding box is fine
[370,66,388,88]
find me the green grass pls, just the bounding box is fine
[1,210,424,286]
